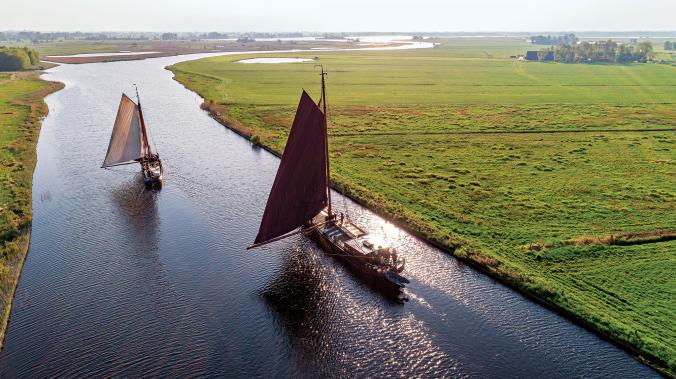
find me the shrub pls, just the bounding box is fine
[0,47,39,71]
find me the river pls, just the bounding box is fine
[0,51,658,377]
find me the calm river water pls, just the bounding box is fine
[0,52,658,377]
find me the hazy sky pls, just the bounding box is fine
[2,0,674,32]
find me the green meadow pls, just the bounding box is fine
[170,38,676,374]
[0,72,62,345]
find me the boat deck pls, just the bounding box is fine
[314,211,374,257]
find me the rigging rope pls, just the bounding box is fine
[145,104,162,156]
[148,123,160,155]
[132,83,161,156]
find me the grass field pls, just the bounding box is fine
[170,38,676,375]
[0,72,63,346]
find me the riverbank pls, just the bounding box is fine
[169,40,675,376]
[196,96,675,377]
[1,49,659,378]
[0,71,63,348]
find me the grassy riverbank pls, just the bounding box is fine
[170,38,676,375]
[0,71,63,347]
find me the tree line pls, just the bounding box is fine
[0,30,306,43]
[537,40,654,63]
[530,34,578,45]
[665,41,675,51]
[0,47,40,71]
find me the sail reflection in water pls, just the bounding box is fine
[111,177,161,234]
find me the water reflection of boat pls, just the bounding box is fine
[110,178,162,261]
[102,86,163,187]
[111,178,160,223]
[249,67,408,301]
[261,245,328,332]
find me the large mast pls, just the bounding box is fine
[135,85,152,158]
[249,90,328,248]
[319,66,332,217]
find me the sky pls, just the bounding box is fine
[1,0,674,32]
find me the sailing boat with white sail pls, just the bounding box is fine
[249,67,408,300]
[102,87,163,186]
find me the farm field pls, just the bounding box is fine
[170,38,676,374]
[0,72,63,345]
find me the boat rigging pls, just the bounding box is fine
[101,85,163,187]
[248,66,409,300]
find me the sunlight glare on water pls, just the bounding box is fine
[0,48,659,378]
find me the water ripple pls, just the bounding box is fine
[0,53,659,378]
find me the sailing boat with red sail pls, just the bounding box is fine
[249,67,408,298]
[102,87,163,186]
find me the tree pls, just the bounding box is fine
[664,41,673,51]
[636,41,654,62]
[207,32,228,39]
[555,44,575,63]
[23,47,39,65]
[0,50,26,71]
[615,44,634,63]
[596,40,618,62]
[0,47,39,71]
[637,41,653,52]
[563,33,579,45]
[578,41,592,62]
[537,48,550,61]
[548,39,653,64]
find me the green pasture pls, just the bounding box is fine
[170,38,676,374]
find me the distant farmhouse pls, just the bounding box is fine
[525,50,554,61]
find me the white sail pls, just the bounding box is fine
[102,94,143,167]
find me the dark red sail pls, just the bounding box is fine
[254,91,328,244]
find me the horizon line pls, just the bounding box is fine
[3,29,676,34]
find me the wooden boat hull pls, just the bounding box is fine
[307,222,409,301]
[143,174,162,186]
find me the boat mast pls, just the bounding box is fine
[319,66,332,217]
[134,85,152,158]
